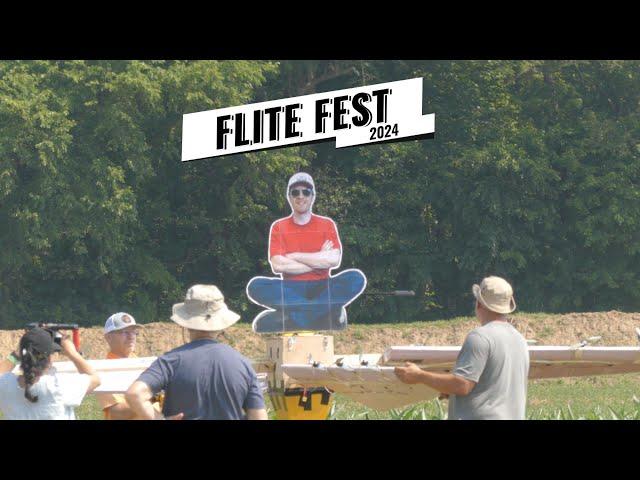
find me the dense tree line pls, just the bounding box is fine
[1,60,639,328]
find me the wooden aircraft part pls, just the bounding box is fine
[52,356,269,394]
[251,359,277,375]
[381,346,460,365]
[333,353,383,366]
[53,357,157,373]
[383,345,640,365]
[264,334,336,419]
[265,334,334,390]
[382,345,640,380]
[45,337,640,412]
[282,363,439,410]
[529,363,640,379]
[52,357,156,394]
[529,346,640,363]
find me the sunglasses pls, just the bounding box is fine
[289,188,313,197]
[115,329,138,336]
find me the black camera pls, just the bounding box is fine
[51,330,63,346]
[26,323,79,347]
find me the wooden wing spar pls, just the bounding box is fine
[279,344,640,410]
[50,357,269,395]
[380,345,640,378]
[49,332,640,412]
[52,357,157,394]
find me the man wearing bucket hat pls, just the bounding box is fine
[395,276,529,420]
[125,285,267,420]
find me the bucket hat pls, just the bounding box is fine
[171,285,240,331]
[472,276,516,314]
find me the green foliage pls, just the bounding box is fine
[314,60,640,320]
[0,60,288,327]
[2,60,640,327]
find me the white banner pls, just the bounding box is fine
[181,78,435,161]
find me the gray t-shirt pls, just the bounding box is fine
[138,339,265,420]
[448,321,529,420]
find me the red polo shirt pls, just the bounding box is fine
[269,214,341,281]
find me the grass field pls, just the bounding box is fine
[62,373,640,420]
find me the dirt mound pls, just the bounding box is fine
[1,311,639,359]
[332,311,640,354]
[0,323,266,360]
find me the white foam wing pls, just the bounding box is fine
[283,345,640,411]
[282,363,439,410]
[52,356,269,394]
[53,357,157,393]
[381,345,640,378]
[48,344,640,410]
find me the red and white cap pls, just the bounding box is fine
[104,312,139,334]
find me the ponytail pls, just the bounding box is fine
[19,346,50,403]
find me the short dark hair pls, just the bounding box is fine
[289,182,313,191]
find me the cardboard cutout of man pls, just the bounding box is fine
[247,172,366,333]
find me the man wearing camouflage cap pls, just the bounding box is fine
[126,285,267,420]
[395,276,530,419]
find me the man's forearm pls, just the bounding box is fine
[67,351,101,393]
[416,371,473,396]
[130,399,157,420]
[106,402,138,420]
[286,249,340,269]
[126,382,160,420]
[67,351,95,376]
[0,358,15,374]
[246,408,269,420]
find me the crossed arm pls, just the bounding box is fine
[271,240,341,275]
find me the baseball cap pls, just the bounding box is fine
[287,172,315,191]
[20,327,61,357]
[104,312,140,334]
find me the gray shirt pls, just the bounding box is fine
[138,339,265,420]
[448,321,529,420]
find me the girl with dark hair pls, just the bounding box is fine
[0,328,101,419]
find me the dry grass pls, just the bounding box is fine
[3,309,639,361]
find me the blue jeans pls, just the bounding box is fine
[246,269,366,333]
